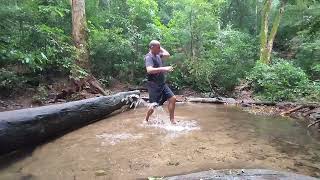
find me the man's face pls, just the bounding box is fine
[151,44,161,55]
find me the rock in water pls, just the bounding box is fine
[95,170,107,176]
[164,169,318,180]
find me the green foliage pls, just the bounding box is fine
[87,0,163,84]
[89,27,134,79]
[245,0,320,102]
[247,59,312,101]
[0,0,75,73]
[163,0,223,57]
[24,24,75,71]
[0,68,27,97]
[220,0,259,34]
[0,0,319,102]
[205,29,258,92]
[277,3,320,79]
[162,0,249,93]
[293,33,320,80]
[304,81,320,102]
[32,84,49,104]
[167,29,257,93]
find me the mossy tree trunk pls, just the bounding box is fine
[259,0,285,64]
[72,0,89,70]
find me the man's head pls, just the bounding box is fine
[149,40,161,55]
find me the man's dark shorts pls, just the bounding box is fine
[146,81,174,106]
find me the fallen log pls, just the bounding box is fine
[304,108,318,117]
[128,86,148,92]
[142,97,237,104]
[278,103,320,108]
[308,120,320,128]
[241,101,277,106]
[187,98,235,104]
[0,90,140,155]
[187,98,224,104]
[280,105,305,116]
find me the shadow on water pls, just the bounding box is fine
[0,148,35,170]
[0,147,38,180]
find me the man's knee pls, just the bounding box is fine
[149,102,159,109]
[169,96,176,103]
[148,104,155,109]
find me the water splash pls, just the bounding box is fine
[134,98,151,109]
[142,106,200,134]
[96,132,143,146]
[121,94,141,108]
[131,97,200,135]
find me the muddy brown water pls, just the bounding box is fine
[0,103,319,180]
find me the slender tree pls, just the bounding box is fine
[259,0,286,64]
[71,0,107,95]
[72,0,89,70]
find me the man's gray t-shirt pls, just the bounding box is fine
[145,52,165,85]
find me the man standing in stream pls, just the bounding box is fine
[144,40,177,124]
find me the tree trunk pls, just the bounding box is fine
[266,2,285,63]
[259,0,286,64]
[236,0,244,29]
[96,0,100,8]
[70,0,107,96]
[72,0,89,70]
[0,91,140,155]
[259,0,272,64]
[255,0,258,35]
[189,8,195,60]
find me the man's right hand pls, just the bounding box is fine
[164,66,174,72]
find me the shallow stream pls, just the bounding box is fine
[0,103,319,179]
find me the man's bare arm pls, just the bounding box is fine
[160,47,170,60]
[146,66,173,74]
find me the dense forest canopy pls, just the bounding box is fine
[0,0,319,102]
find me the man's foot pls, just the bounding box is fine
[145,119,152,125]
[170,119,177,124]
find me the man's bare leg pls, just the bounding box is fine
[168,96,176,124]
[145,107,154,122]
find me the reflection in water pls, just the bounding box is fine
[0,103,319,180]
